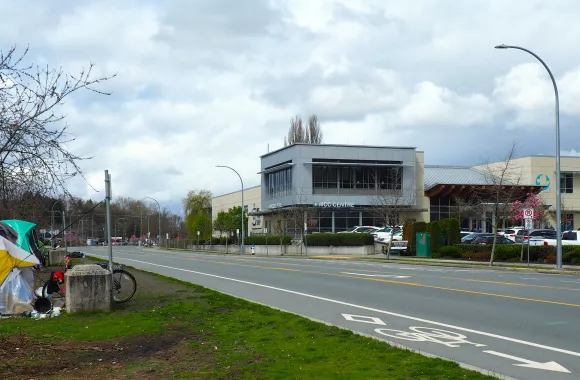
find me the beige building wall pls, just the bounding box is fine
[211,185,263,234]
[475,155,580,230]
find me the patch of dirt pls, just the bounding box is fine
[0,329,217,380]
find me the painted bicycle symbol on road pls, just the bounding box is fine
[374,326,487,348]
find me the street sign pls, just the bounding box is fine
[525,218,533,230]
[523,208,534,219]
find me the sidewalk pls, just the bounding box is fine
[309,254,580,275]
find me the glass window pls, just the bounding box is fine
[341,167,353,188]
[561,173,574,193]
[266,167,293,198]
[327,167,338,188]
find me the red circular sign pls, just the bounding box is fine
[524,209,533,217]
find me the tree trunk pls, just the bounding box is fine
[489,223,497,266]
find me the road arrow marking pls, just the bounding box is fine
[341,272,410,279]
[483,350,571,373]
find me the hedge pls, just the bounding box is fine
[305,233,374,247]
[563,249,580,264]
[245,235,292,246]
[455,244,577,262]
[429,222,441,253]
[436,245,462,258]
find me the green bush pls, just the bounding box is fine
[245,235,291,246]
[572,258,580,264]
[563,249,580,263]
[447,218,461,245]
[305,233,374,247]
[429,222,441,253]
[453,244,577,263]
[437,246,462,258]
[209,237,234,245]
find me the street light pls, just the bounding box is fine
[50,201,59,237]
[143,197,161,247]
[115,217,127,241]
[216,165,245,254]
[494,44,563,269]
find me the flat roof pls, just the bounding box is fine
[261,143,417,158]
[212,184,260,199]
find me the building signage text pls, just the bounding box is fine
[313,201,355,208]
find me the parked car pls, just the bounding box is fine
[461,233,491,244]
[515,229,556,244]
[503,227,524,242]
[471,235,514,245]
[373,229,403,242]
[529,230,580,246]
[340,226,381,233]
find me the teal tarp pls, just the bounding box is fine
[0,220,36,252]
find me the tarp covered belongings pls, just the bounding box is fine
[0,235,40,315]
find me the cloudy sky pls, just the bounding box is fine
[2,0,580,213]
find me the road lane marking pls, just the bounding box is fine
[341,272,411,279]
[374,327,486,348]
[179,256,580,307]
[84,253,580,359]
[483,350,571,373]
[342,314,386,325]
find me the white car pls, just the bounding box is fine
[341,226,381,233]
[504,227,524,242]
[373,228,403,242]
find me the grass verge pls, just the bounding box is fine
[1,264,498,379]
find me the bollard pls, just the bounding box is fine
[65,264,112,314]
[251,244,255,255]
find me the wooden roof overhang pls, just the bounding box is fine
[425,184,544,198]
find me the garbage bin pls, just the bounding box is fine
[416,232,431,257]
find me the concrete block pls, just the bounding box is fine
[48,249,65,266]
[65,264,111,314]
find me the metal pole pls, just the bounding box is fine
[495,44,563,269]
[105,170,114,282]
[51,201,58,238]
[62,209,67,252]
[216,165,245,254]
[143,197,161,247]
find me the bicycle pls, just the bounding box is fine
[42,253,137,304]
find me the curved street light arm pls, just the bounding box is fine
[216,165,245,254]
[495,44,562,269]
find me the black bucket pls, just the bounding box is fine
[34,297,53,313]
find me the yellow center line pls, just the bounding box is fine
[223,256,580,292]
[182,257,580,308]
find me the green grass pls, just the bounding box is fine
[2,264,499,379]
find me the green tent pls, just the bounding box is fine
[1,220,36,252]
[0,220,44,264]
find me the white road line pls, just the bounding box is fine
[341,272,411,279]
[86,252,580,359]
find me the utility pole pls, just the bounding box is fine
[105,170,114,293]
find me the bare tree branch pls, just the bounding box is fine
[0,45,116,217]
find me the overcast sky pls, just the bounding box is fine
[2,0,580,213]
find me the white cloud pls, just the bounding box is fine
[3,0,580,209]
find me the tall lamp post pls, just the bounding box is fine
[115,217,127,242]
[143,197,161,247]
[216,165,245,254]
[50,201,59,237]
[495,44,562,269]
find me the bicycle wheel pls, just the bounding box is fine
[112,269,137,303]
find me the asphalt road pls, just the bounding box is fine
[81,246,580,380]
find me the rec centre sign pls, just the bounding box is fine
[313,201,355,208]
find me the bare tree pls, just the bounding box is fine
[370,168,417,258]
[450,195,479,228]
[307,114,323,143]
[473,143,525,266]
[283,189,317,256]
[284,114,323,146]
[0,46,115,217]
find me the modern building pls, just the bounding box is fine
[211,145,580,235]
[476,155,580,230]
